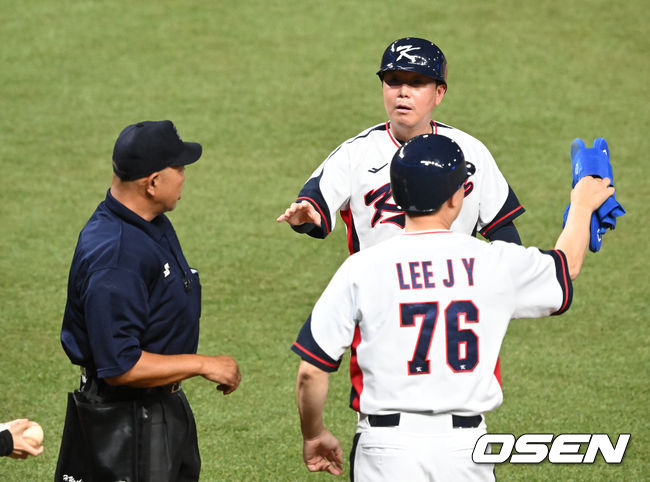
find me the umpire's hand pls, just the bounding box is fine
[202,355,242,395]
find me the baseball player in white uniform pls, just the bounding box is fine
[292,134,615,480]
[278,37,524,253]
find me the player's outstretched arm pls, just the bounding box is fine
[277,201,322,227]
[296,360,343,475]
[105,351,241,394]
[555,176,615,280]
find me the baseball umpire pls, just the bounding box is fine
[278,37,524,252]
[55,120,241,481]
[291,134,615,480]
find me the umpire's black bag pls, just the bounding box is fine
[54,390,146,482]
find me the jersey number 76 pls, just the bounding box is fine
[400,301,479,375]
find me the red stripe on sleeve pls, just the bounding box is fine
[292,342,339,368]
[481,205,524,236]
[296,196,331,234]
[554,249,571,313]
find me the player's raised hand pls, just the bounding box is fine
[276,201,321,227]
[303,429,344,475]
[571,176,616,212]
[201,355,242,395]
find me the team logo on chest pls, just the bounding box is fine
[368,162,388,174]
[163,262,171,278]
[364,183,405,228]
[365,164,476,229]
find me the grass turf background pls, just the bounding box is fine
[1,0,648,480]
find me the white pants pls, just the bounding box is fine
[351,413,494,482]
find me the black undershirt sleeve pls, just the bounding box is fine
[0,429,13,457]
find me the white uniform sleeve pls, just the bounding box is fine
[291,257,358,371]
[495,242,573,318]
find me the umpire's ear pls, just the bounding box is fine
[144,171,160,197]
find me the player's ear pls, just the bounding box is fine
[448,186,464,209]
[431,82,446,108]
[436,82,447,97]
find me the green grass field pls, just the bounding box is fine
[1,0,648,480]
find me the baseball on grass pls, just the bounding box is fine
[23,423,44,446]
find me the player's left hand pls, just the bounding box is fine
[303,429,344,475]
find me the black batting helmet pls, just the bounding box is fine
[390,134,467,214]
[377,37,447,86]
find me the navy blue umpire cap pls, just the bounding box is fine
[112,120,202,181]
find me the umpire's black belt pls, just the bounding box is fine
[368,413,482,429]
[79,373,181,402]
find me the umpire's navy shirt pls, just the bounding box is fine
[61,190,201,379]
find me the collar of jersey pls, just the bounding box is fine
[386,120,438,147]
[104,189,167,241]
[402,229,453,236]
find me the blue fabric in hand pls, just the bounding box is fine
[562,137,625,252]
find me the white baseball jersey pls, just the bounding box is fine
[294,121,524,253]
[292,230,572,415]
